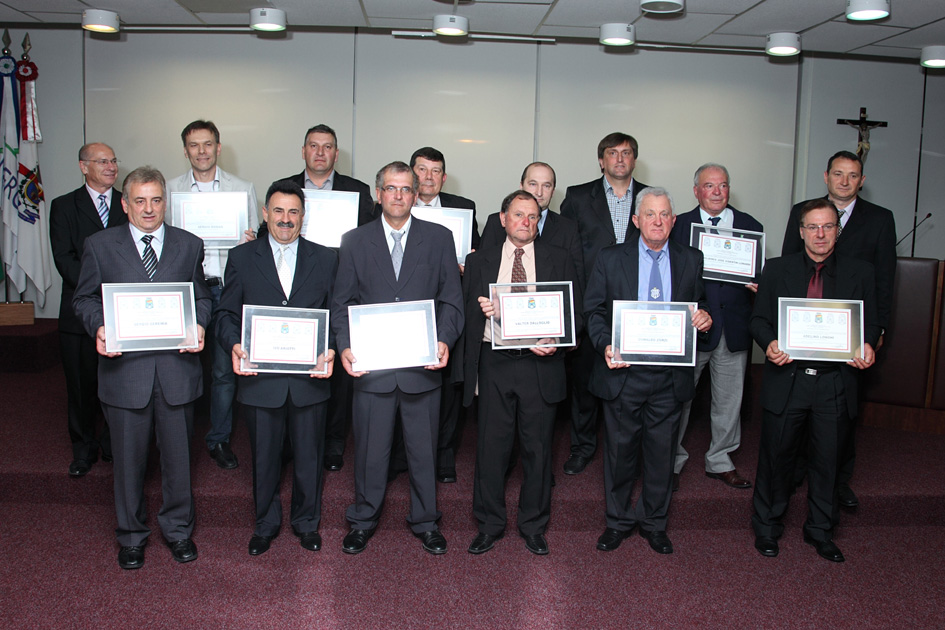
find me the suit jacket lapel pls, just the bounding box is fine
[115,226,153,282]
[253,238,284,296]
[370,220,399,290]
[153,226,182,281]
[623,235,640,298]
[290,241,317,298]
[590,183,617,241]
[669,240,688,300]
[396,218,424,287]
[76,188,105,229]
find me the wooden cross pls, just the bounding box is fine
[837,107,887,165]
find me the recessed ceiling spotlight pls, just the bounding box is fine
[846,0,890,21]
[766,32,801,57]
[600,23,635,47]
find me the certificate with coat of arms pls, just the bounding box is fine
[300,190,360,248]
[689,224,765,284]
[240,305,331,374]
[170,191,249,249]
[610,301,697,366]
[489,281,576,349]
[102,282,198,353]
[777,298,864,362]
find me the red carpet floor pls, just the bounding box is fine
[2,365,944,629]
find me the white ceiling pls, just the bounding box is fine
[4,0,945,60]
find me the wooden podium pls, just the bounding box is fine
[0,302,35,326]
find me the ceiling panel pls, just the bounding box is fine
[802,21,908,53]
[636,13,732,45]
[1,0,85,10]
[21,11,78,24]
[716,0,841,36]
[535,25,599,38]
[544,0,642,26]
[686,0,760,15]
[874,0,945,29]
[0,5,38,22]
[697,33,767,48]
[92,0,203,25]
[878,18,945,48]
[277,0,369,27]
[851,44,923,59]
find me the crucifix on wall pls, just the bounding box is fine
[836,107,887,165]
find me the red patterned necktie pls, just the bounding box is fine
[807,262,824,299]
[511,247,527,292]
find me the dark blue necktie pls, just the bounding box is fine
[647,249,663,301]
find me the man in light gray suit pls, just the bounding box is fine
[166,120,257,470]
[73,166,212,570]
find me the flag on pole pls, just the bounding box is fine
[0,49,22,297]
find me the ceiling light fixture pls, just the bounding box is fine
[433,14,469,36]
[766,32,800,56]
[600,23,635,47]
[920,46,945,68]
[846,0,890,21]
[640,0,684,14]
[250,8,286,32]
[82,9,120,33]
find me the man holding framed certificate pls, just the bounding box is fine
[332,161,463,556]
[167,120,258,471]
[584,187,711,555]
[462,190,581,556]
[750,199,880,563]
[72,166,212,570]
[671,164,764,492]
[216,180,337,557]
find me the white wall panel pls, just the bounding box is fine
[912,73,945,260]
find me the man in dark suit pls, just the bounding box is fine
[405,146,479,484]
[274,124,376,473]
[780,150,896,509]
[560,132,650,475]
[585,187,711,555]
[72,166,212,570]
[462,190,581,556]
[480,162,584,282]
[332,161,464,555]
[751,199,880,562]
[49,142,127,477]
[217,180,337,557]
[671,164,763,491]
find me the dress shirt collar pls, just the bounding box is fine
[86,184,113,208]
[189,167,221,192]
[415,195,441,208]
[304,170,335,190]
[382,214,412,253]
[699,206,733,228]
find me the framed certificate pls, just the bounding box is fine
[488,281,576,349]
[170,191,249,249]
[240,305,331,374]
[778,298,864,362]
[348,300,439,372]
[102,282,198,353]
[300,189,360,248]
[410,206,475,264]
[690,224,765,284]
[611,301,697,366]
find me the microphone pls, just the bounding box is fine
[897,212,932,247]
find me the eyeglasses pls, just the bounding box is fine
[84,158,120,166]
[800,223,838,233]
[380,186,414,195]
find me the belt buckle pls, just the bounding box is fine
[804,368,817,376]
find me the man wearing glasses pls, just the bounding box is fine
[780,151,896,510]
[50,143,128,478]
[752,199,880,562]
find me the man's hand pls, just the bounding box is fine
[530,338,557,357]
[478,296,496,319]
[690,307,712,332]
[341,348,368,377]
[848,343,876,370]
[181,325,205,353]
[242,228,256,243]
[604,345,628,369]
[745,282,759,293]
[95,326,121,357]
[311,349,336,378]
[765,340,791,366]
[426,341,450,370]
[231,343,257,376]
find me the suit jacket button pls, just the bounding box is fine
[282,300,288,305]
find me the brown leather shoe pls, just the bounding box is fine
[706,469,752,489]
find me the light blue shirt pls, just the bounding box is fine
[382,215,412,254]
[538,208,548,236]
[699,206,733,229]
[304,170,336,190]
[637,237,672,302]
[129,223,165,261]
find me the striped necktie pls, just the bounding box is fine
[98,194,109,228]
[141,235,157,279]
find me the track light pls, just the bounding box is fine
[433,14,469,36]
[640,0,684,14]
[846,0,890,21]
[82,9,119,33]
[250,8,286,32]
[766,32,800,57]
[599,23,635,47]
[920,46,945,68]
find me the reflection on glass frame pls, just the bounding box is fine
[102,282,198,353]
[348,299,439,372]
[689,223,765,285]
[240,305,330,375]
[170,191,249,249]
[300,189,360,248]
[488,281,576,350]
[410,206,475,264]
[778,298,864,362]
[611,300,697,366]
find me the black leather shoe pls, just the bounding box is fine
[416,529,448,555]
[299,531,322,551]
[672,473,680,492]
[208,442,238,469]
[522,533,549,555]
[167,538,198,563]
[468,532,503,554]
[101,452,113,464]
[436,468,457,483]
[118,545,145,570]
[342,528,375,554]
[640,529,674,554]
[804,533,845,562]
[596,527,632,551]
[754,536,779,558]
[837,483,859,508]
[563,454,589,475]
[248,534,274,556]
[324,454,343,471]
[69,459,93,477]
